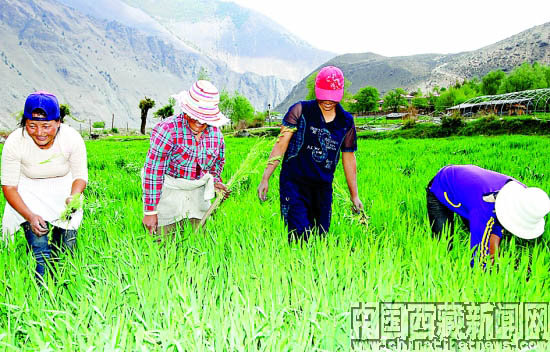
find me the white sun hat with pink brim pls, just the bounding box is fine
[171,80,230,127]
[495,180,550,240]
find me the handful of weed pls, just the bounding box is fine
[199,139,270,227]
[60,193,83,222]
[350,209,370,228]
[333,179,370,228]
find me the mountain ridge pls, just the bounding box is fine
[55,0,335,82]
[276,23,550,113]
[0,0,294,130]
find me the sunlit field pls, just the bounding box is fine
[1,135,549,351]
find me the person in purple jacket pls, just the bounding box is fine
[427,165,550,266]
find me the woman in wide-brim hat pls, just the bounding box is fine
[1,91,88,280]
[426,164,550,267]
[142,80,230,237]
[257,66,364,242]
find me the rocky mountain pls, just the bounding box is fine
[276,22,550,113]
[0,0,295,130]
[55,0,335,82]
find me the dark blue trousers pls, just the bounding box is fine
[23,222,77,280]
[426,179,469,251]
[279,175,333,242]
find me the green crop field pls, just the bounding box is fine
[1,135,549,351]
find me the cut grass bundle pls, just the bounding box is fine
[199,139,271,227]
[333,178,370,229]
[60,193,83,222]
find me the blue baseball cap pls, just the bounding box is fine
[23,91,60,121]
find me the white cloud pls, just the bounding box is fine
[229,0,550,56]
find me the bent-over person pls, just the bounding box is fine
[1,91,88,279]
[427,164,550,266]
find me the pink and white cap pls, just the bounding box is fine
[172,80,230,127]
[315,66,344,102]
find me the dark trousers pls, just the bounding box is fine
[23,222,77,280]
[280,176,333,242]
[426,182,470,250]
[426,189,455,236]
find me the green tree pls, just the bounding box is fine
[232,93,255,123]
[349,86,379,113]
[498,62,547,93]
[139,97,155,134]
[219,90,235,123]
[58,103,84,123]
[250,111,267,128]
[543,65,550,87]
[435,88,457,112]
[481,70,506,95]
[153,98,175,120]
[465,77,482,93]
[382,88,408,112]
[426,92,438,112]
[412,96,428,110]
[60,104,70,123]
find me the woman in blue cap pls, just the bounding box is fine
[257,66,363,241]
[1,91,88,279]
[427,164,550,266]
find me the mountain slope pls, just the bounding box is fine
[276,22,550,113]
[55,0,335,82]
[0,0,293,130]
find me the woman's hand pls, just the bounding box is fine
[351,196,364,214]
[215,182,231,200]
[143,214,158,235]
[257,179,269,201]
[29,214,49,236]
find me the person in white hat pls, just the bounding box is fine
[142,80,231,237]
[426,164,550,266]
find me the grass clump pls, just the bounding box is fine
[60,193,83,222]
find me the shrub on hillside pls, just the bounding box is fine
[93,121,105,129]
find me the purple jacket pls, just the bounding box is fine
[429,165,523,264]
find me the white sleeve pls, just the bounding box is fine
[65,126,88,182]
[1,130,23,186]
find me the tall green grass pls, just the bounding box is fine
[0,135,549,350]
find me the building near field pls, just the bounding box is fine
[447,88,550,117]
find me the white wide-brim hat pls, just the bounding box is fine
[495,181,550,239]
[172,80,230,127]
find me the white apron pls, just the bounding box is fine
[144,171,215,226]
[2,173,83,241]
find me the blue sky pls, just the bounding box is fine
[230,0,550,56]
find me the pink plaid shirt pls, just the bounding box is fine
[142,114,225,212]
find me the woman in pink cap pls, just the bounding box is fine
[257,66,363,241]
[142,80,231,237]
[1,91,88,279]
